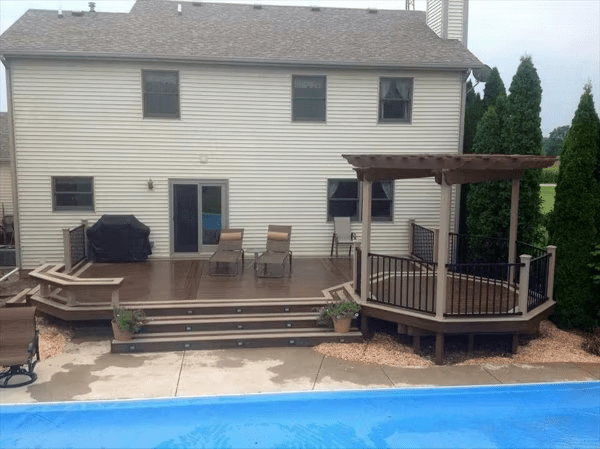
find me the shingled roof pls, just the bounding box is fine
[0,0,483,70]
[0,113,9,161]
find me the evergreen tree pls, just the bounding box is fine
[466,98,512,262]
[463,80,485,154]
[504,56,544,245]
[482,67,506,110]
[548,84,600,329]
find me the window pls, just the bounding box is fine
[142,70,180,118]
[327,179,393,221]
[53,177,94,211]
[292,75,326,122]
[379,78,413,123]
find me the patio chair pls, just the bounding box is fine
[330,217,356,257]
[256,225,292,278]
[0,306,40,388]
[209,228,245,276]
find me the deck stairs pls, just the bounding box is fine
[111,284,362,353]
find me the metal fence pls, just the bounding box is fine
[445,262,522,316]
[369,253,437,314]
[527,253,551,312]
[411,223,435,263]
[64,224,87,272]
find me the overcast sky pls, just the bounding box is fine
[1,0,599,135]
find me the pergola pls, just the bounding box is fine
[342,153,557,319]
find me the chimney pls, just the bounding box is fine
[178,4,182,15]
[88,2,96,13]
[58,8,63,18]
[426,0,469,46]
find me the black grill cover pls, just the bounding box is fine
[87,215,152,262]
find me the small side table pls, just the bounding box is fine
[247,248,266,273]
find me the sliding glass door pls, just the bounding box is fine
[171,181,227,254]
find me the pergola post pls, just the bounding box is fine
[508,179,520,282]
[360,181,372,302]
[435,175,452,319]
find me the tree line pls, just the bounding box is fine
[462,57,600,330]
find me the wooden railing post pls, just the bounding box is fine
[546,245,557,301]
[63,228,72,273]
[408,219,415,257]
[352,242,360,293]
[518,254,531,315]
[433,229,440,264]
[111,288,120,308]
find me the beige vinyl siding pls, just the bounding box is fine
[10,60,462,269]
[447,0,466,43]
[426,0,443,38]
[0,161,12,217]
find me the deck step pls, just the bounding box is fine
[144,312,319,333]
[111,327,363,353]
[131,298,328,317]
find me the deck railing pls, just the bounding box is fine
[446,262,522,316]
[369,253,436,315]
[527,253,551,312]
[410,222,436,263]
[63,223,87,273]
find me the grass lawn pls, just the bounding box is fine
[540,184,556,214]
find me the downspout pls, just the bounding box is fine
[2,57,22,270]
[453,70,468,234]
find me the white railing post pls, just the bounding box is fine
[408,219,415,257]
[518,254,531,316]
[546,245,557,301]
[63,228,72,273]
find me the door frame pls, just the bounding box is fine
[168,179,229,257]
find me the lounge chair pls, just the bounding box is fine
[256,225,292,278]
[330,217,356,257]
[0,306,40,388]
[209,228,244,276]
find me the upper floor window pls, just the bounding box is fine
[53,177,94,211]
[327,179,394,222]
[379,78,413,123]
[292,76,326,122]
[142,70,180,118]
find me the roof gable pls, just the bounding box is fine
[0,0,483,69]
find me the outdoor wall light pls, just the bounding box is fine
[148,178,154,190]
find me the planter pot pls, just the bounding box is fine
[333,316,352,333]
[112,320,133,341]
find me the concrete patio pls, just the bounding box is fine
[1,331,598,405]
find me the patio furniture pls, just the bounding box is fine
[209,228,245,276]
[330,217,356,257]
[256,225,292,278]
[0,306,40,388]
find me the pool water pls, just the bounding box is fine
[1,382,599,448]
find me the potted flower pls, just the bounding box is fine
[112,306,147,341]
[316,298,361,333]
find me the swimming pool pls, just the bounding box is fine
[1,382,598,448]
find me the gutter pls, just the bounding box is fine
[0,51,485,72]
[453,70,469,234]
[1,57,22,270]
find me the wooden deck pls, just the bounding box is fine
[80,257,352,302]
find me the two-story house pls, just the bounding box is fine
[0,0,482,270]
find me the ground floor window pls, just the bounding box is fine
[327,179,393,221]
[52,177,94,211]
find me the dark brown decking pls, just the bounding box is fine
[81,258,352,302]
